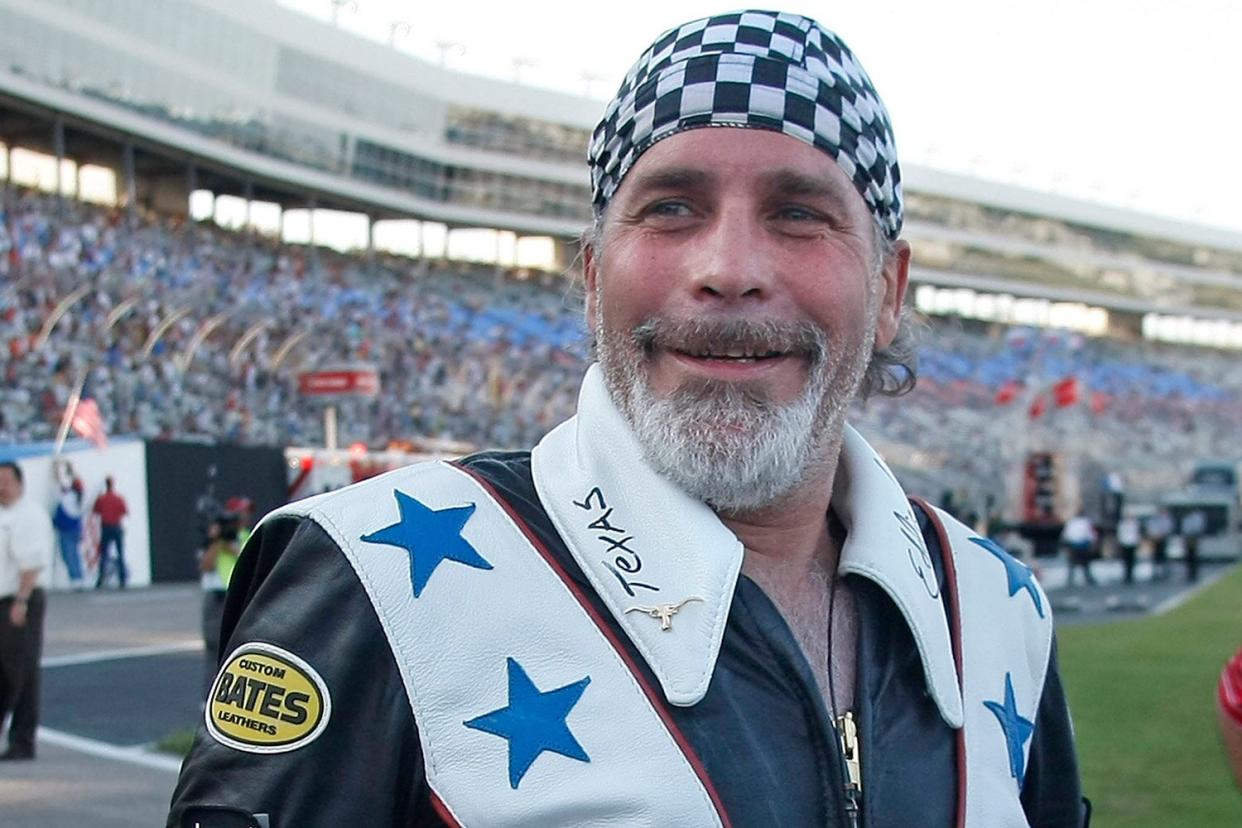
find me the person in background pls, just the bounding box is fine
[199,496,253,700]
[1115,513,1141,585]
[1179,508,1206,583]
[1062,509,1098,587]
[0,460,54,760]
[1219,646,1242,790]
[92,476,128,589]
[51,461,85,590]
[1144,507,1173,581]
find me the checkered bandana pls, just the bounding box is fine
[588,10,903,239]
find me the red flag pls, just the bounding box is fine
[1028,395,1047,419]
[994,379,1022,406]
[70,398,108,448]
[1052,376,1080,408]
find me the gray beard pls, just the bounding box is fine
[595,313,873,513]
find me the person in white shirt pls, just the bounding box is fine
[1061,510,1098,587]
[0,460,55,760]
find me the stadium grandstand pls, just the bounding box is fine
[3,0,1242,538]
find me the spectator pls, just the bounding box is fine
[1061,509,1097,587]
[1180,508,1206,583]
[1145,508,1173,581]
[51,461,86,590]
[199,495,252,699]
[0,460,54,760]
[1116,514,1141,585]
[92,476,129,589]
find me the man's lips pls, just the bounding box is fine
[666,348,802,378]
[672,346,789,362]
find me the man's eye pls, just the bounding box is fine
[647,201,692,218]
[777,206,821,222]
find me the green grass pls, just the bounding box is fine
[155,727,197,758]
[1058,566,1242,827]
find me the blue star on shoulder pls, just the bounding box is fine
[360,490,492,598]
[969,535,1045,618]
[464,657,591,789]
[984,672,1035,785]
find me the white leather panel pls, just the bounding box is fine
[936,507,1053,828]
[278,460,724,828]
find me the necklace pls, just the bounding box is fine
[825,509,849,720]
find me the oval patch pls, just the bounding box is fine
[206,642,331,753]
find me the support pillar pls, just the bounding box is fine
[121,141,137,227]
[366,214,376,276]
[243,178,254,232]
[494,229,504,287]
[307,195,319,274]
[52,117,65,213]
[324,405,338,451]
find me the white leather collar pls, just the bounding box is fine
[834,426,965,728]
[532,365,744,707]
[532,365,964,726]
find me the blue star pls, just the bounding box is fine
[360,490,492,598]
[984,672,1036,784]
[464,658,591,789]
[969,536,1045,618]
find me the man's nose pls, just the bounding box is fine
[687,209,774,303]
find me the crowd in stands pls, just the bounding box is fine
[3,187,1241,515]
[0,189,584,452]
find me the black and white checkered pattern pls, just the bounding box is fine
[588,10,902,239]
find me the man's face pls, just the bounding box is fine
[585,128,908,511]
[0,467,22,507]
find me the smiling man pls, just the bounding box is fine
[170,11,1087,828]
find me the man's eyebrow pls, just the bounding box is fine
[764,169,853,203]
[621,167,713,197]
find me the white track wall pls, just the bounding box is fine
[19,439,151,589]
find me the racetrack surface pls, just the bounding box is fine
[0,585,202,828]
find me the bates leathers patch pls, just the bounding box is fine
[206,642,331,753]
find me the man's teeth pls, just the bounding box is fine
[684,348,782,360]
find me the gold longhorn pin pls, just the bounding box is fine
[624,597,704,631]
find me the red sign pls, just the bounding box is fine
[298,369,380,398]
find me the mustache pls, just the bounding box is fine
[628,317,827,364]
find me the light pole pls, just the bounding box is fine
[388,20,412,47]
[329,0,357,27]
[512,57,538,84]
[435,40,466,69]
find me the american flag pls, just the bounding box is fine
[70,397,108,448]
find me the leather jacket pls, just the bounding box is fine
[168,451,1087,827]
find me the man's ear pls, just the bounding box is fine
[874,239,911,350]
[582,233,600,332]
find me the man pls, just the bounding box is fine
[170,12,1086,827]
[199,496,252,700]
[92,476,128,589]
[1180,507,1206,583]
[0,460,54,760]
[1115,513,1140,585]
[1145,507,1173,580]
[1061,509,1097,587]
